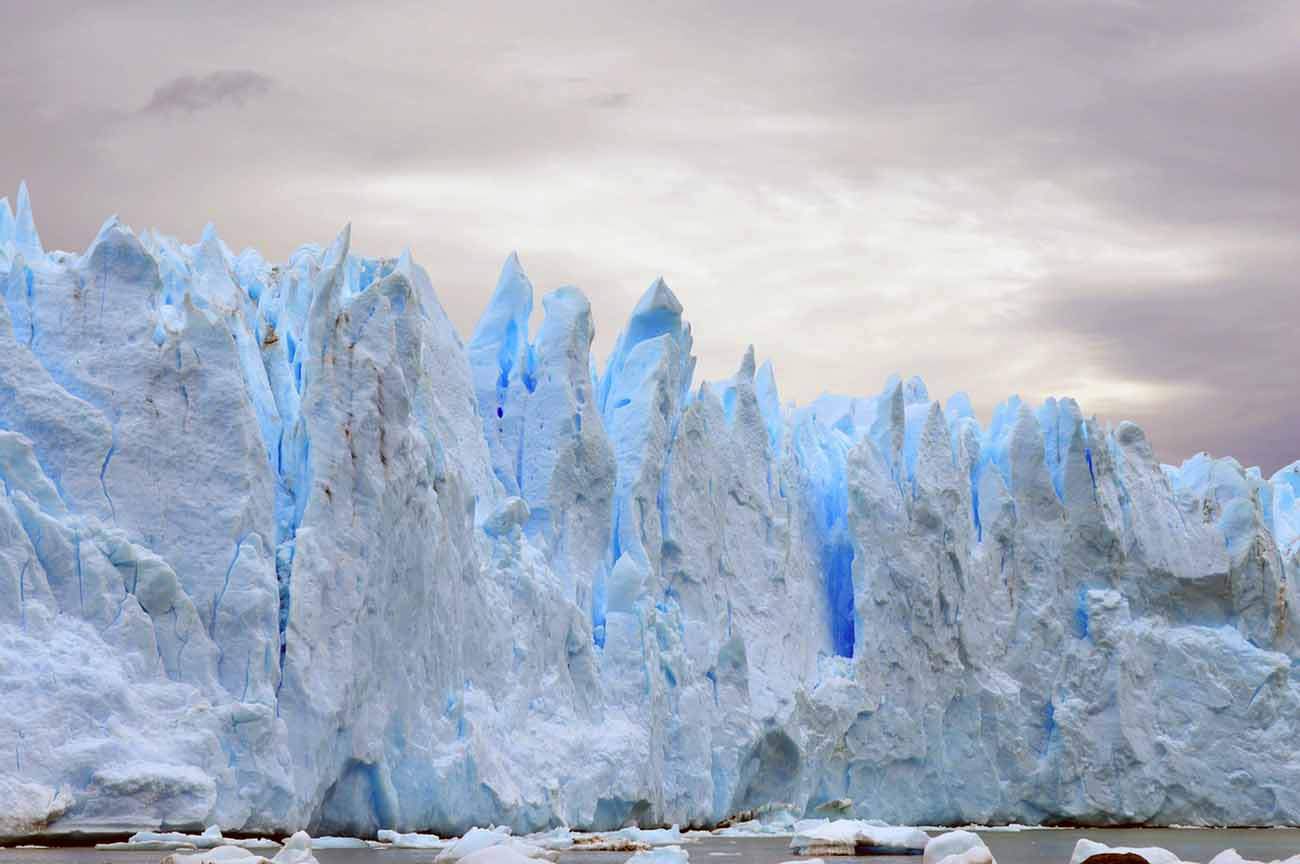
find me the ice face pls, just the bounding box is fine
[1,186,1298,838]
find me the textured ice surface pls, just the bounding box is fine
[1,188,1299,837]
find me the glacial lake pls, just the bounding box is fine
[3,830,1299,864]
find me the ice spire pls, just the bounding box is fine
[14,181,44,260]
[0,195,14,249]
[598,276,695,413]
[468,252,535,494]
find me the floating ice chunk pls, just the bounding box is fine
[459,847,547,864]
[1070,839,1189,864]
[104,832,280,853]
[713,821,763,837]
[161,847,263,864]
[271,832,318,864]
[157,833,306,864]
[923,832,993,864]
[377,830,449,849]
[713,812,798,837]
[523,829,575,851]
[436,828,555,863]
[122,826,228,851]
[309,837,371,849]
[933,849,994,864]
[626,845,690,864]
[438,827,513,861]
[790,820,929,856]
[1208,851,1300,864]
[616,826,691,846]
[569,825,692,850]
[571,833,650,852]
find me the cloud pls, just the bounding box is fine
[1,1,1295,472]
[1023,267,1299,472]
[590,91,633,109]
[141,69,273,115]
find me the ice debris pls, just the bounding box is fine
[377,830,450,849]
[160,832,317,864]
[100,827,279,852]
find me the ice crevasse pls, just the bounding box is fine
[1,184,1299,838]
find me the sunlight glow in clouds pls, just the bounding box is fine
[358,158,1214,430]
[4,1,1297,471]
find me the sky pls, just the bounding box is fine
[3,1,1296,473]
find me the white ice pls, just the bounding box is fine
[2,186,1299,838]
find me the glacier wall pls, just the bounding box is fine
[1,184,1299,837]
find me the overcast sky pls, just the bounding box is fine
[3,1,1296,472]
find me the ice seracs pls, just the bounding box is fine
[1,184,1299,838]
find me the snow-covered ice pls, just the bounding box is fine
[2,186,1299,838]
[626,846,691,864]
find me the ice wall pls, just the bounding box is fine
[1,187,1298,837]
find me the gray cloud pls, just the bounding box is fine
[1,0,1295,472]
[141,69,273,115]
[590,91,633,109]
[1023,266,1298,472]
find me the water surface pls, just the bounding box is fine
[3,830,1297,864]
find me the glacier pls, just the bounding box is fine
[1,183,1299,838]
